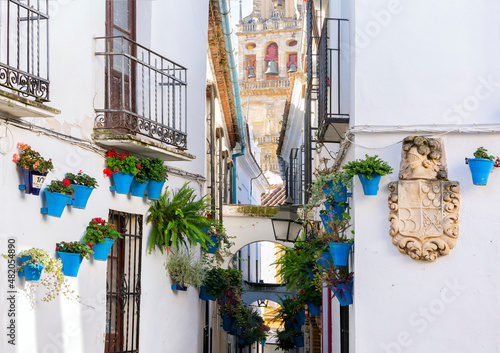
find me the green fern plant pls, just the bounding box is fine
[342,154,393,180]
[146,182,217,253]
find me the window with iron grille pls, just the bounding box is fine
[287,148,303,204]
[105,210,143,353]
[0,0,50,102]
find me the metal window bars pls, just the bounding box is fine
[0,0,50,102]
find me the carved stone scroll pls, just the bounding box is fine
[389,137,460,261]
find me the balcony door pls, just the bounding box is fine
[105,0,136,128]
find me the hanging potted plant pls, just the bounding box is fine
[276,329,303,350]
[165,250,206,291]
[144,157,168,200]
[319,198,349,233]
[2,248,74,302]
[130,158,150,197]
[12,142,53,195]
[218,286,242,332]
[343,154,393,196]
[42,179,75,217]
[320,267,354,306]
[83,217,123,260]
[318,216,354,267]
[65,171,99,209]
[103,149,140,194]
[200,267,243,301]
[466,147,498,186]
[56,241,93,277]
[297,280,322,316]
[147,182,216,253]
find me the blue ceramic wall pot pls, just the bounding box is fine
[358,174,381,196]
[71,185,94,208]
[468,158,495,185]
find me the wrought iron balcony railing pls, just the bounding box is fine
[0,0,50,102]
[94,36,188,150]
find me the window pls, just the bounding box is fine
[105,210,143,353]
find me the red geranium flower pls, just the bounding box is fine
[103,168,113,177]
[63,179,71,186]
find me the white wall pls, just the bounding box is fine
[0,0,211,352]
[349,2,500,350]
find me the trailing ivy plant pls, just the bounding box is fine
[147,182,217,253]
[342,154,393,180]
[1,248,75,302]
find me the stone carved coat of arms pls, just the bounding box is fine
[388,136,460,261]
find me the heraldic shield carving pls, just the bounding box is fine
[388,137,460,261]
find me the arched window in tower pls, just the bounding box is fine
[264,43,279,80]
[287,53,297,73]
[246,55,256,80]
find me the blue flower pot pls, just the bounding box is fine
[324,202,346,220]
[316,250,332,269]
[328,242,353,267]
[238,337,247,347]
[468,158,495,185]
[358,174,381,196]
[261,340,266,346]
[230,320,243,336]
[207,234,219,254]
[146,180,166,200]
[323,180,348,202]
[111,172,134,194]
[307,268,316,280]
[130,179,148,197]
[199,286,216,301]
[297,310,305,325]
[92,239,115,261]
[43,189,71,217]
[331,282,353,306]
[307,301,321,316]
[71,185,94,209]
[171,282,188,291]
[58,252,83,277]
[221,312,233,331]
[294,335,305,348]
[18,255,43,281]
[21,169,48,195]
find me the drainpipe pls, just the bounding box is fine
[217,0,248,205]
[232,146,245,204]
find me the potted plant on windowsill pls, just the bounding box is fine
[83,217,122,261]
[2,248,73,302]
[42,179,75,217]
[103,149,140,194]
[65,171,99,209]
[165,250,206,291]
[466,147,498,186]
[147,182,216,253]
[343,154,393,196]
[56,241,93,277]
[13,142,54,195]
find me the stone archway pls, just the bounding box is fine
[222,204,293,268]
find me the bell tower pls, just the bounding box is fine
[236,0,302,174]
